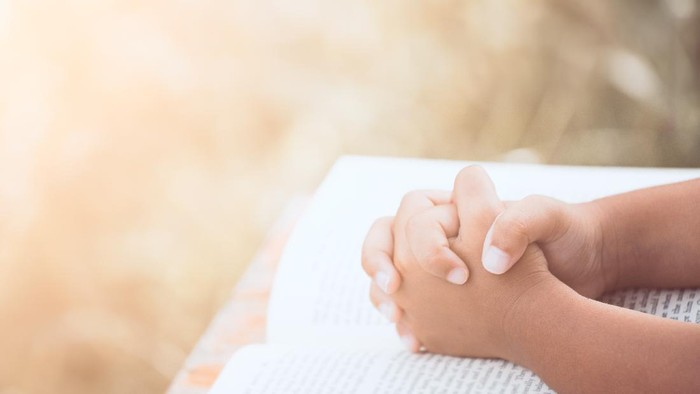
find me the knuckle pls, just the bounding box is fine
[496,214,529,243]
[405,214,419,233]
[405,213,428,237]
[429,243,446,259]
[509,217,530,240]
[424,250,445,272]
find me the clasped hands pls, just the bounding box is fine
[361,166,609,360]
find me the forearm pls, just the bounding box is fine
[594,178,700,290]
[506,279,700,393]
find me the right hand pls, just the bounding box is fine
[481,196,609,298]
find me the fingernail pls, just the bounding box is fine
[400,334,418,351]
[447,268,468,285]
[483,246,511,274]
[379,302,395,322]
[375,271,390,293]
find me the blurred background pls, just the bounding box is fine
[0,0,698,392]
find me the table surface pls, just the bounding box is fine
[166,200,305,394]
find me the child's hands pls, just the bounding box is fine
[362,165,615,350]
[391,166,554,358]
[362,170,612,302]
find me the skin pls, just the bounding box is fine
[361,166,700,392]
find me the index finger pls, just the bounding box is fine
[393,190,451,263]
[406,204,467,285]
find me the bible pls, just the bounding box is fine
[210,156,700,393]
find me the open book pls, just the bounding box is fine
[210,156,700,393]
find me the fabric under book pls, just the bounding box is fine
[210,156,700,394]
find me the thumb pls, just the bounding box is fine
[482,195,568,274]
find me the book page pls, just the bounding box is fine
[601,288,700,323]
[209,344,553,394]
[267,156,700,345]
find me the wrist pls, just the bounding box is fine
[501,275,579,365]
[582,199,621,294]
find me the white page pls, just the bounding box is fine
[267,156,700,346]
[601,288,700,323]
[209,344,553,394]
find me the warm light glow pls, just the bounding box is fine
[0,1,697,393]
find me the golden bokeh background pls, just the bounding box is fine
[0,0,698,393]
